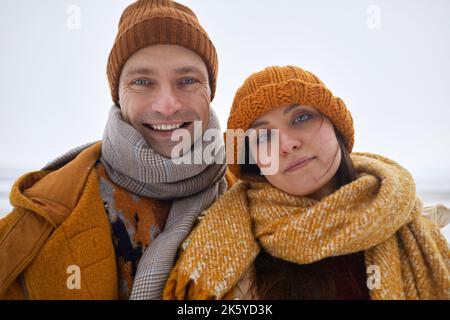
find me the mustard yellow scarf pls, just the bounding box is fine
[164,153,450,300]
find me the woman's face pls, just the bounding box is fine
[248,104,341,199]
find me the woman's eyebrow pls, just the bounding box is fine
[251,104,306,128]
[250,120,269,129]
[283,104,302,115]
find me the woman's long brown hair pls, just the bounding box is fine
[240,127,358,299]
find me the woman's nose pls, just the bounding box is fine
[279,132,302,156]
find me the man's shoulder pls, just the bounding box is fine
[0,143,108,298]
[8,142,103,225]
[42,141,100,171]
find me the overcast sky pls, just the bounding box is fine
[1,0,449,186]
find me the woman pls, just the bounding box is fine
[164,66,450,300]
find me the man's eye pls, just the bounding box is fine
[180,78,198,85]
[294,114,311,123]
[132,79,151,86]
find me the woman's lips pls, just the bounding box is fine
[284,156,316,173]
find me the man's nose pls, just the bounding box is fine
[279,132,302,156]
[151,85,182,117]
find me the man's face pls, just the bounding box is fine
[118,44,211,158]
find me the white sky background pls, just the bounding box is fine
[0,0,449,189]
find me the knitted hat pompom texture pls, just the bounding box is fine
[227,66,355,180]
[107,0,218,104]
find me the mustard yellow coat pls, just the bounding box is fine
[0,142,237,299]
[0,143,118,299]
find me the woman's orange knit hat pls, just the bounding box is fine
[227,65,355,179]
[107,0,218,104]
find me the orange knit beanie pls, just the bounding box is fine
[227,65,355,179]
[107,0,218,104]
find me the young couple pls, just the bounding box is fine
[1,0,448,300]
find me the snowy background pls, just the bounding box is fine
[0,0,449,239]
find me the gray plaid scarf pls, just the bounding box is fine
[101,105,228,299]
[44,105,228,299]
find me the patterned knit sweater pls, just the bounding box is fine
[96,162,171,299]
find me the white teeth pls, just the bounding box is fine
[150,123,183,131]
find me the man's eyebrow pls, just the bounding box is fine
[175,66,205,75]
[124,67,156,77]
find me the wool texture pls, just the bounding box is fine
[37,103,228,300]
[164,153,450,300]
[226,65,354,180]
[96,162,171,299]
[107,0,218,103]
[1,167,119,299]
[98,105,227,299]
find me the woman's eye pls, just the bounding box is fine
[257,131,271,145]
[132,79,151,86]
[180,78,198,85]
[294,114,311,123]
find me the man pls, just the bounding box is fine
[0,0,235,300]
